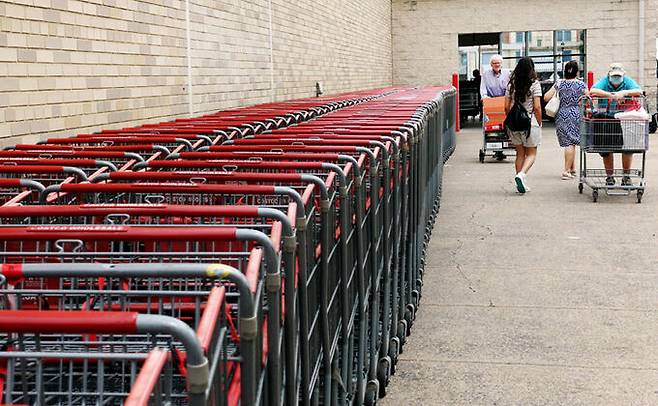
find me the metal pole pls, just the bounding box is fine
[452,73,460,132]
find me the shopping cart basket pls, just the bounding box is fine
[0,310,209,405]
[0,225,279,406]
[578,95,650,202]
[72,166,351,406]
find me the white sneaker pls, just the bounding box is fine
[514,172,528,194]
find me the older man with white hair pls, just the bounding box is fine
[480,54,511,160]
[480,54,511,99]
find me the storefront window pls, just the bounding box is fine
[516,32,524,43]
[501,31,525,70]
[458,29,586,85]
[556,30,572,42]
[500,29,585,82]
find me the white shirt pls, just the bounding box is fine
[480,68,511,99]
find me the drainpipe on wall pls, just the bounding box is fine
[185,0,194,116]
[268,0,275,102]
[638,0,645,87]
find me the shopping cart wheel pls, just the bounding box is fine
[364,380,379,406]
[592,190,598,203]
[377,356,391,397]
[389,337,400,372]
[397,320,408,349]
[637,189,644,203]
[412,289,420,309]
[479,150,485,163]
[578,183,583,194]
[405,304,415,332]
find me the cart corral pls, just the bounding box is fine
[0,86,456,406]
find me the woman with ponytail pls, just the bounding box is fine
[505,57,543,194]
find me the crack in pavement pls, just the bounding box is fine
[450,202,499,301]
[450,238,477,293]
[470,202,493,240]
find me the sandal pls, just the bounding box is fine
[561,172,573,180]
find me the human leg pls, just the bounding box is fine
[622,153,633,185]
[521,146,537,174]
[599,153,615,185]
[513,145,528,193]
[602,153,614,176]
[514,145,525,174]
[565,145,575,171]
[622,153,633,173]
[563,145,575,179]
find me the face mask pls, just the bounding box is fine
[609,75,623,87]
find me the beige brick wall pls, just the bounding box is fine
[269,1,392,102]
[0,0,392,145]
[393,0,658,102]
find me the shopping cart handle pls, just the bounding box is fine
[0,311,210,396]
[62,166,89,181]
[124,152,145,162]
[47,182,280,195]
[0,310,139,334]
[0,178,45,193]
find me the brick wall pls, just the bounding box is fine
[392,0,658,102]
[0,0,392,145]
[8,0,652,147]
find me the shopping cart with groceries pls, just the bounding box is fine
[578,95,651,203]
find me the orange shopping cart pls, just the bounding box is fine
[479,96,515,163]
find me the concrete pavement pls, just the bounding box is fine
[381,120,658,405]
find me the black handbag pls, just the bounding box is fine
[588,112,623,148]
[504,101,531,133]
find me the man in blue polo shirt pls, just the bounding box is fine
[590,63,642,98]
[589,63,643,187]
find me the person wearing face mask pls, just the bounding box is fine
[589,63,643,186]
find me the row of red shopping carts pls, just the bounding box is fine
[0,85,456,406]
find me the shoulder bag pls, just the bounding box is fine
[545,80,560,118]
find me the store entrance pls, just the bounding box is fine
[458,30,587,122]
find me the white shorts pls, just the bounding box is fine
[508,117,542,147]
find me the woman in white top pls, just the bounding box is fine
[505,57,542,194]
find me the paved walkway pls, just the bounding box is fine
[381,121,658,405]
